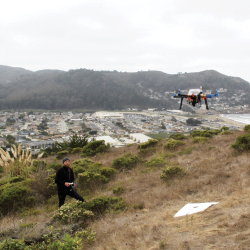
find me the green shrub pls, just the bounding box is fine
[137,139,158,149]
[244,125,250,133]
[164,139,185,149]
[231,134,250,151]
[220,130,232,135]
[145,156,168,168]
[112,153,140,170]
[82,196,126,215]
[71,147,82,154]
[41,151,49,158]
[112,186,125,195]
[76,227,96,245]
[32,160,47,171]
[53,196,126,223]
[192,136,209,144]
[164,153,175,158]
[221,126,229,131]
[46,162,62,171]
[0,165,3,173]
[56,150,69,159]
[160,166,187,180]
[72,159,116,187]
[99,167,117,178]
[190,130,213,138]
[178,146,196,156]
[0,226,92,249]
[46,173,57,190]
[0,180,34,214]
[171,133,186,140]
[53,201,94,224]
[78,172,108,187]
[81,140,109,157]
[19,222,36,229]
[73,158,93,166]
[138,147,157,157]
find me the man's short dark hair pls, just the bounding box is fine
[63,158,70,164]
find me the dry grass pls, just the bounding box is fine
[2,131,250,249]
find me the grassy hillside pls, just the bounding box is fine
[1,130,250,249]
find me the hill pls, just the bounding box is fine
[0,65,33,84]
[0,66,249,110]
[1,129,250,249]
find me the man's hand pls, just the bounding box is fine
[65,182,70,187]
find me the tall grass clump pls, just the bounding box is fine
[0,145,43,177]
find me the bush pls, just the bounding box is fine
[71,147,82,154]
[81,140,109,156]
[186,118,202,126]
[112,186,125,195]
[46,173,57,190]
[160,166,187,180]
[244,125,250,133]
[231,134,250,151]
[178,146,196,156]
[192,136,209,144]
[0,226,93,249]
[164,139,185,149]
[190,130,213,138]
[0,165,3,173]
[46,162,62,171]
[221,126,229,131]
[0,180,34,214]
[78,172,108,187]
[53,196,126,223]
[171,133,186,140]
[32,160,47,171]
[145,156,168,168]
[53,201,94,224]
[137,139,158,149]
[112,154,140,170]
[164,153,175,158]
[72,159,116,188]
[138,147,157,157]
[82,196,126,215]
[56,150,69,159]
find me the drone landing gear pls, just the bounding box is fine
[179,97,184,110]
[205,98,209,110]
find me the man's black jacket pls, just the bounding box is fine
[55,166,75,193]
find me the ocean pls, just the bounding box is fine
[221,114,250,125]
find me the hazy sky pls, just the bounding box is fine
[1,0,250,81]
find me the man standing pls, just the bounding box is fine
[55,157,85,207]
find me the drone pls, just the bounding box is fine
[173,86,218,110]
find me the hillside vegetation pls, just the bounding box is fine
[0,66,249,110]
[1,128,250,249]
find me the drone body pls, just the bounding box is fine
[173,87,218,110]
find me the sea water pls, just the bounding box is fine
[221,114,250,124]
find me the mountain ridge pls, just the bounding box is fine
[0,65,249,110]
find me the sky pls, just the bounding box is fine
[1,0,250,82]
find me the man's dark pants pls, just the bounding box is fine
[58,188,85,207]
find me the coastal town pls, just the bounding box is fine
[0,98,247,154]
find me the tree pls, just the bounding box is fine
[186,118,202,126]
